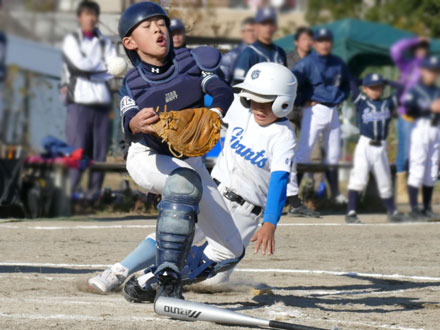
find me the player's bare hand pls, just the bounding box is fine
[129,108,159,134]
[430,99,440,113]
[250,222,276,256]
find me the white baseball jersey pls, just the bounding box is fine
[211,96,296,207]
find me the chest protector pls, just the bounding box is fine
[124,47,207,156]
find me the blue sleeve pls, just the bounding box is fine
[204,76,234,114]
[262,171,289,227]
[338,62,352,102]
[219,51,235,85]
[119,80,140,136]
[292,60,310,106]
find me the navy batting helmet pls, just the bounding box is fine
[119,1,170,65]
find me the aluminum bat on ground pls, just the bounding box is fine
[155,296,338,330]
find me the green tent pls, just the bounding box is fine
[275,18,440,76]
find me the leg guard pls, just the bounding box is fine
[155,168,202,278]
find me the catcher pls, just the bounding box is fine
[105,2,244,301]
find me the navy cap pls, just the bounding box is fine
[362,73,385,87]
[421,55,440,70]
[255,7,277,24]
[170,18,185,33]
[313,28,333,41]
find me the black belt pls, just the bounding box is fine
[318,102,336,107]
[213,179,262,216]
[369,140,382,146]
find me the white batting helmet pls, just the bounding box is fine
[233,62,297,118]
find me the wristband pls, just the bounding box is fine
[209,108,223,119]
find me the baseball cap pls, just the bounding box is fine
[255,7,277,24]
[170,18,185,32]
[421,55,440,70]
[362,73,385,87]
[313,28,333,41]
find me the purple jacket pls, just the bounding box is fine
[390,37,424,115]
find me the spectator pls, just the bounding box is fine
[220,17,255,85]
[390,36,429,203]
[170,18,186,49]
[286,26,313,68]
[232,7,286,84]
[61,0,116,198]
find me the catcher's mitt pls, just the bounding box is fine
[152,107,221,158]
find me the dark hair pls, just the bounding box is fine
[241,17,255,29]
[76,0,100,17]
[294,26,313,41]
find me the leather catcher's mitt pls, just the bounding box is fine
[152,107,221,158]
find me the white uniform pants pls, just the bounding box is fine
[347,136,392,199]
[126,142,243,262]
[297,104,341,164]
[194,182,262,284]
[408,119,440,188]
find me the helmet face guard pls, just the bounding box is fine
[234,62,298,118]
[118,1,171,66]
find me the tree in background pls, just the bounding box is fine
[306,0,440,38]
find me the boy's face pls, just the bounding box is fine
[172,30,185,48]
[251,100,277,126]
[241,23,256,44]
[314,39,332,56]
[362,84,384,100]
[295,33,313,54]
[256,21,277,44]
[123,16,170,63]
[421,67,440,85]
[77,9,98,33]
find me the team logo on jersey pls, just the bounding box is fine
[251,70,260,80]
[120,96,138,114]
[230,127,267,168]
[151,67,160,73]
[362,108,391,123]
[165,90,178,103]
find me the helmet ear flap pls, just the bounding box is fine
[272,95,294,118]
[240,96,251,109]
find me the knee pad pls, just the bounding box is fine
[155,168,203,277]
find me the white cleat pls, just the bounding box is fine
[88,263,129,294]
[334,194,348,204]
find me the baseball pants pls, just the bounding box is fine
[126,142,244,262]
[296,104,341,165]
[408,118,440,188]
[348,135,393,199]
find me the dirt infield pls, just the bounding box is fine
[0,214,439,330]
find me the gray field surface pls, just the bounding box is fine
[0,214,439,330]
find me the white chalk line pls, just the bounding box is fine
[1,222,438,230]
[0,274,75,281]
[1,261,440,282]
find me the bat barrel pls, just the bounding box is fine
[269,320,327,330]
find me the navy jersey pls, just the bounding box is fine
[403,82,440,119]
[292,51,351,106]
[354,93,397,141]
[119,46,233,157]
[232,40,286,84]
[220,42,248,85]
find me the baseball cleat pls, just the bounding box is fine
[334,194,348,205]
[407,209,428,222]
[288,204,320,218]
[387,211,407,223]
[88,263,129,294]
[123,274,157,303]
[345,211,363,224]
[154,272,184,302]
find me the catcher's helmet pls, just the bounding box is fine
[118,1,170,65]
[234,62,298,118]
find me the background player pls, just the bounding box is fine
[292,28,352,205]
[104,1,244,301]
[345,73,406,224]
[220,17,255,85]
[169,18,186,49]
[404,55,440,221]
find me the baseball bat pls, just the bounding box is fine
[154,296,329,330]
